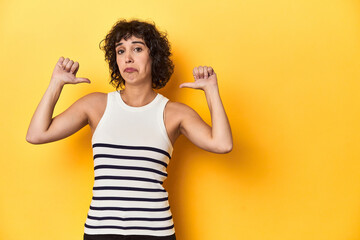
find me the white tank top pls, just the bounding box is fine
[84,90,175,236]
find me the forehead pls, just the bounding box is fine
[115,35,146,46]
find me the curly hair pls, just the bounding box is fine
[99,18,174,90]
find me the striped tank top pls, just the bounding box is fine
[84,90,175,236]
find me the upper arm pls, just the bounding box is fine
[36,92,101,144]
[175,102,221,153]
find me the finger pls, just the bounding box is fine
[70,61,79,74]
[62,58,70,69]
[208,67,214,75]
[193,67,199,80]
[203,66,209,79]
[179,82,196,89]
[198,66,204,79]
[73,63,80,75]
[65,60,74,71]
[57,56,65,67]
[75,77,91,84]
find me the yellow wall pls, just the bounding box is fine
[1,0,360,239]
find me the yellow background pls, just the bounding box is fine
[1,0,360,239]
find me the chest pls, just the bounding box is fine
[88,99,180,147]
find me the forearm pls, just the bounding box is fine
[26,80,64,143]
[204,85,233,152]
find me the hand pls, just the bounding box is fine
[50,57,90,86]
[179,66,218,91]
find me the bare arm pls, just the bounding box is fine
[178,66,233,153]
[26,57,91,144]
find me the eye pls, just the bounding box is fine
[134,47,143,52]
[117,49,124,55]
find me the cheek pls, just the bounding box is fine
[141,56,152,72]
[146,56,152,69]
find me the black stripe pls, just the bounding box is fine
[85,223,174,231]
[93,186,166,192]
[92,196,168,202]
[89,205,170,212]
[95,175,163,184]
[93,143,171,159]
[87,214,172,222]
[94,154,168,168]
[94,165,167,177]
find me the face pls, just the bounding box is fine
[115,35,152,86]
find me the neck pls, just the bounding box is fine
[119,84,157,107]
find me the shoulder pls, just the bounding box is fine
[82,92,107,100]
[78,92,107,105]
[73,92,107,113]
[165,100,199,118]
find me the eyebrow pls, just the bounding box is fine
[115,41,145,48]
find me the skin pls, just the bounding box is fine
[26,35,233,153]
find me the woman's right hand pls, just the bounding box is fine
[50,56,90,86]
[26,56,93,144]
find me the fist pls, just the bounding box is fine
[192,65,215,80]
[51,57,90,86]
[179,65,218,90]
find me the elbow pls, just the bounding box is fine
[214,142,233,154]
[26,134,42,144]
[221,143,233,154]
[26,135,36,144]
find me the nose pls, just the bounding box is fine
[124,51,133,63]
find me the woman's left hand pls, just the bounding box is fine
[179,66,218,91]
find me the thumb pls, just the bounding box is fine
[75,77,91,84]
[179,82,196,89]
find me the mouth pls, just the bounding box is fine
[124,68,137,73]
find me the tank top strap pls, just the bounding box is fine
[155,94,173,153]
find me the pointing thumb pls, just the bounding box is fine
[179,82,194,89]
[76,77,91,84]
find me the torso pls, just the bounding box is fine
[86,92,181,146]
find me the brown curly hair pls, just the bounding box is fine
[99,18,174,90]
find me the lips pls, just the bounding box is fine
[124,68,137,73]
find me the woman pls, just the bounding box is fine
[26,19,233,240]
